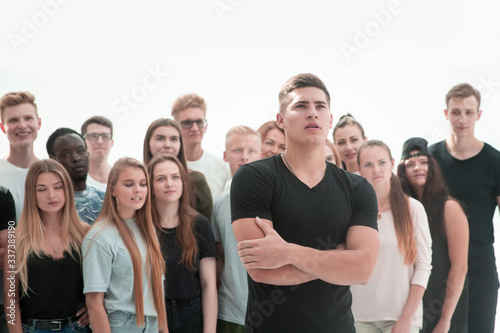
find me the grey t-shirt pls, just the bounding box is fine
[82,219,158,316]
[211,191,247,325]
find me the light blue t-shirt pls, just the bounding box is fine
[74,185,104,225]
[211,191,248,325]
[82,219,158,316]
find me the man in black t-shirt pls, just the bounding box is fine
[429,83,500,333]
[231,73,379,333]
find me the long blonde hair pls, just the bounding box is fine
[91,157,166,329]
[16,159,85,297]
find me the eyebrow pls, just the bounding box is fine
[36,181,63,187]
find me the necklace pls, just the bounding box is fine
[281,153,297,177]
[378,200,390,220]
[45,232,61,253]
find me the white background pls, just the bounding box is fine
[1,0,500,328]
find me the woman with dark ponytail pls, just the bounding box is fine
[351,140,432,333]
[398,138,468,333]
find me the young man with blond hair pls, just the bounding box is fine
[429,83,500,333]
[212,126,262,333]
[231,74,379,332]
[171,93,231,199]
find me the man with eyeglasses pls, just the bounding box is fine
[81,116,114,191]
[47,128,105,225]
[171,93,231,199]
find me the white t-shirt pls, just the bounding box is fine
[187,150,231,200]
[86,174,107,192]
[0,157,29,221]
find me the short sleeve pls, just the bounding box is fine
[196,215,217,259]
[82,229,113,293]
[230,163,274,223]
[349,177,378,231]
[0,188,16,230]
[410,199,433,288]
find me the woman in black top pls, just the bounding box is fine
[147,154,217,333]
[4,159,90,333]
[397,138,469,333]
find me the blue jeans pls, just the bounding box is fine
[22,317,89,333]
[106,310,158,333]
[166,297,203,333]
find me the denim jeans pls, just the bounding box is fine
[21,317,90,333]
[166,297,203,333]
[106,310,158,333]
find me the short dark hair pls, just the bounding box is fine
[47,128,86,158]
[81,115,113,136]
[445,83,481,109]
[278,73,330,114]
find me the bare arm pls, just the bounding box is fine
[85,292,110,333]
[3,231,22,333]
[215,242,224,290]
[199,257,217,333]
[432,200,468,333]
[236,217,379,285]
[392,284,426,333]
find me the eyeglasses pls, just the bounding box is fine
[179,119,207,129]
[84,133,112,141]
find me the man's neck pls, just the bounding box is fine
[445,134,483,160]
[89,158,111,183]
[283,144,326,188]
[6,145,38,168]
[185,144,203,162]
[73,180,87,192]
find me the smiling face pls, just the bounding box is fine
[404,151,429,191]
[35,172,66,215]
[0,103,41,149]
[112,167,148,220]
[52,134,89,184]
[261,128,286,158]
[277,87,332,147]
[358,145,394,189]
[84,123,114,161]
[334,124,366,167]
[445,95,481,139]
[152,160,183,205]
[149,125,181,157]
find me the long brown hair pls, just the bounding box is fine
[358,140,417,265]
[147,154,199,270]
[397,156,448,238]
[16,159,86,296]
[91,157,166,329]
[143,118,187,168]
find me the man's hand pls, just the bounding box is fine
[237,217,289,270]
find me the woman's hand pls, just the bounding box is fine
[76,306,90,327]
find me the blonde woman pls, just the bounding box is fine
[333,114,367,174]
[352,140,432,333]
[83,157,167,332]
[4,159,90,332]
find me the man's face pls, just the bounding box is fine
[224,133,262,177]
[445,95,482,138]
[84,123,114,161]
[53,134,89,183]
[176,107,207,146]
[0,103,41,149]
[277,87,332,146]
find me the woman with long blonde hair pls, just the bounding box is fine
[351,140,432,333]
[83,157,167,332]
[147,154,217,333]
[4,159,90,332]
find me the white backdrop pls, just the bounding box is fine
[1,0,500,327]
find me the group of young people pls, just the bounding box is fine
[0,75,498,333]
